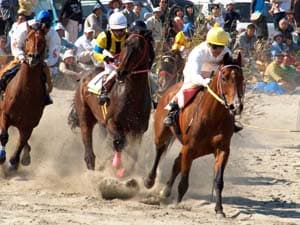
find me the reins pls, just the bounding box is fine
[206,64,242,108]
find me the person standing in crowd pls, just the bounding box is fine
[234,23,257,57]
[0,0,18,36]
[18,0,38,19]
[122,0,135,26]
[133,1,143,21]
[107,0,122,19]
[251,0,269,40]
[74,26,95,71]
[158,0,169,26]
[206,4,224,30]
[145,7,162,49]
[183,4,195,24]
[60,0,83,43]
[7,11,26,46]
[84,3,103,38]
[173,7,185,34]
[223,2,240,33]
[54,22,77,55]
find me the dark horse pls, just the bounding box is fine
[69,33,152,177]
[144,52,244,217]
[0,26,47,169]
[157,49,185,94]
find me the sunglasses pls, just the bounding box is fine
[112,29,125,32]
[160,1,167,3]
[209,44,224,50]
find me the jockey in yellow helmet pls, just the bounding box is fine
[164,24,231,126]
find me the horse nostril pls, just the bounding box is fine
[229,104,235,110]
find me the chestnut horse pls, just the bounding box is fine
[144,52,244,217]
[68,33,152,176]
[0,27,46,169]
[157,49,185,94]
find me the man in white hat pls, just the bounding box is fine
[84,3,104,38]
[54,22,77,55]
[122,0,136,25]
[145,7,162,47]
[74,26,95,71]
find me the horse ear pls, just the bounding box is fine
[222,52,231,65]
[236,51,242,67]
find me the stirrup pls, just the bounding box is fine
[98,92,110,105]
[163,114,175,126]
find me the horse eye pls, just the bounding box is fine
[222,76,227,81]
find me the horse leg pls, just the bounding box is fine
[177,146,193,203]
[0,128,9,164]
[81,122,96,170]
[160,153,181,198]
[21,143,31,166]
[112,133,126,177]
[144,143,169,189]
[9,129,32,170]
[213,148,229,218]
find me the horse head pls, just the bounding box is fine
[24,23,46,67]
[117,33,149,80]
[212,52,245,115]
[158,49,184,93]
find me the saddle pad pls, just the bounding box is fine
[87,72,105,95]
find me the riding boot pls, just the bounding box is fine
[163,101,179,126]
[98,87,110,105]
[233,120,243,133]
[44,95,53,105]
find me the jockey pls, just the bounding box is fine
[0,10,61,105]
[164,24,238,127]
[93,12,128,105]
[172,22,195,54]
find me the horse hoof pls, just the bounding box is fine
[7,161,18,171]
[160,186,171,198]
[21,151,31,166]
[144,176,155,189]
[216,211,226,219]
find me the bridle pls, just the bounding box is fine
[117,33,150,77]
[207,64,244,111]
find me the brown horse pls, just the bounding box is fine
[157,49,185,94]
[0,27,46,169]
[68,33,152,177]
[144,52,244,217]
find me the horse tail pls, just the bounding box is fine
[68,101,79,130]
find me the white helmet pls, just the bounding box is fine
[109,12,127,29]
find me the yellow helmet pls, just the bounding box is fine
[206,24,229,46]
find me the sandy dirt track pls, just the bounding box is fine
[0,88,299,225]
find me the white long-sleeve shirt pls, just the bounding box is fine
[11,20,61,67]
[74,34,93,63]
[183,41,231,85]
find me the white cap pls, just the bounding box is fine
[123,0,133,3]
[153,7,161,13]
[63,49,75,60]
[84,26,95,33]
[54,22,65,31]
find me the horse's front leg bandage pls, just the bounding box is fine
[43,66,53,93]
